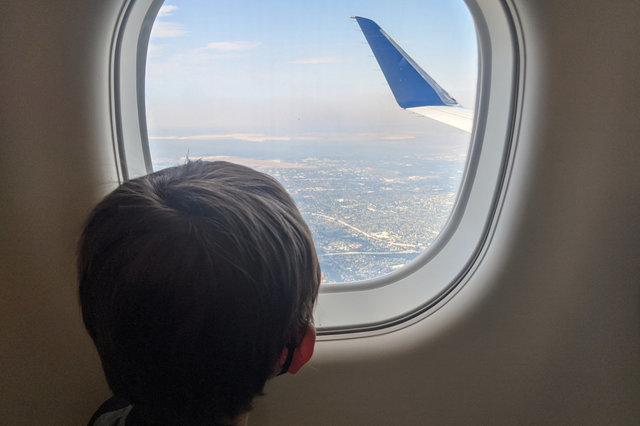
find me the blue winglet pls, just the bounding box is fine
[353,16,459,108]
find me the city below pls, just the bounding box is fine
[152,139,466,283]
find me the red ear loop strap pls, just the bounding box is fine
[277,343,297,376]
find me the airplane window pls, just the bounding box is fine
[145,0,478,285]
[115,0,517,331]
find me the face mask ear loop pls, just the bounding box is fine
[277,343,297,376]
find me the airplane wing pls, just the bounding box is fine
[352,16,473,133]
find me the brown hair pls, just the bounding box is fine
[78,160,320,424]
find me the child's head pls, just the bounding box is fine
[78,160,320,424]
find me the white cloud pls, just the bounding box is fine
[381,135,417,140]
[157,5,178,17]
[149,132,424,144]
[147,44,163,55]
[204,41,261,52]
[150,22,187,38]
[149,133,319,143]
[291,56,341,65]
[189,156,316,170]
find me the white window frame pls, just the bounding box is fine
[112,0,522,336]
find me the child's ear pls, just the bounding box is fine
[284,325,316,374]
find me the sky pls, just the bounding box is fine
[145,0,477,147]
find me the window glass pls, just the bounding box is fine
[146,0,477,284]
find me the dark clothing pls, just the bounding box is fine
[87,397,131,426]
[88,396,235,426]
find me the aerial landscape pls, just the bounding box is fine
[151,137,467,283]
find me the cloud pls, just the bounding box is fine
[157,5,178,17]
[149,133,319,143]
[148,132,424,145]
[190,156,316,170]
[204,41,261,52]
[150,22,187,38]
[336,133,420,142]
[381,135,417,140]
[147,44,163,55]
[291,56,341,65]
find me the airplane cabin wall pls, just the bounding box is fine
[1,1,122,424]
[0,0,638,425]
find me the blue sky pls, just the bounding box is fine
[145,0,477,145]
